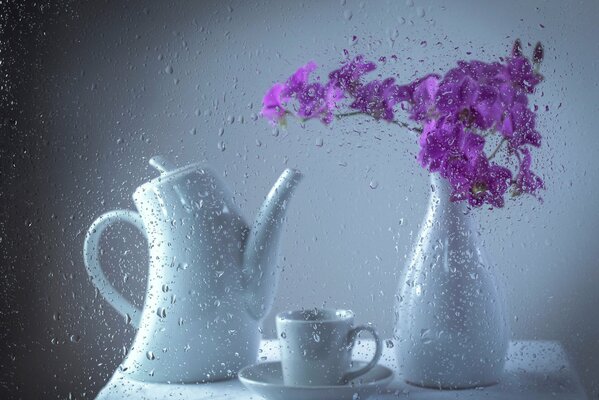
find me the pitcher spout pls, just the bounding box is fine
[242,168,302,320]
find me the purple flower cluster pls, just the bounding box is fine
[261,55,406,124]
[406,44,544,207]
[261,61,344,125]
[261,40,545,208]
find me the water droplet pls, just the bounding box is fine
[162,284,169,293]
[406,0,414,7]
[148,369,155,376]
[255,139,262,147]
[385,339,394,348]
[315,137,324,147]
[280,332,287,339]
[157,307,167,318]
[125,313,132,325]
[343,10,353,20]
[313,332,321,342]
[218,127,225,136]
[178,317,184,326]
[218,141,226,152]
[69,334,80,343]
[146,351,155,360]
[416,7,425,17]
[369,180,379,189]
[165,65,173,74]
[177,262,188,271]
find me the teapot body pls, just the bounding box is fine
[120,166,258,382]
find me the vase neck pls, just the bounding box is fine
[429,173,468,217]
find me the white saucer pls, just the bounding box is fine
[238,361,394,400]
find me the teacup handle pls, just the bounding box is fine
[83,209,146,328]
[342,325,383,383]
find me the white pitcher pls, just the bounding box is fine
[83,156,302,383]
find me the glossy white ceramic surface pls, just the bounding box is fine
[83,156,302,383]
[238,361,393,400]
[275,309,382,386]
[394,173,509,388]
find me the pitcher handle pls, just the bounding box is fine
[83,210,146,328]
[341,325,383,383]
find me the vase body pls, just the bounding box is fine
[394,174,508,388]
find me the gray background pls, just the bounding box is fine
[2,0,598,398]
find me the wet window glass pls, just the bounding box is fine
[2,1,597,399]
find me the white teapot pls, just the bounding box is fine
[83,156,302,383]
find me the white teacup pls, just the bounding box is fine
[275,308,382,386]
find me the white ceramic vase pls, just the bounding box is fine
[394,173,508,388]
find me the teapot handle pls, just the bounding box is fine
[83,209,146,328]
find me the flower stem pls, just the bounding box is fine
[334,111,422,132]
[487,138,507,161]
[335,111,363,118]
[392,119,422,132]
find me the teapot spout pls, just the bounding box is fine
[243,168,302,320]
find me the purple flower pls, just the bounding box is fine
[282,61,318,97]
[405,74,440,122]
[322,83,345,123]
[505,56,542,94]
[514,147,544,195]
[500,102,541,148]
[435,62,505,130]
[418,116,511,207]
[350,78,403,121]
[261,62,343,125]
[445,155,512,208]
[261,83,289,124]
[296,81,344,124]
[417,117,466,172]
[329,55,376,95]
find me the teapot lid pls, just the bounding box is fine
[137,155,205,192]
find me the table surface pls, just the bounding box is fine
[96,339,588,400]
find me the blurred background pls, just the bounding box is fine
[1,0,598,398]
